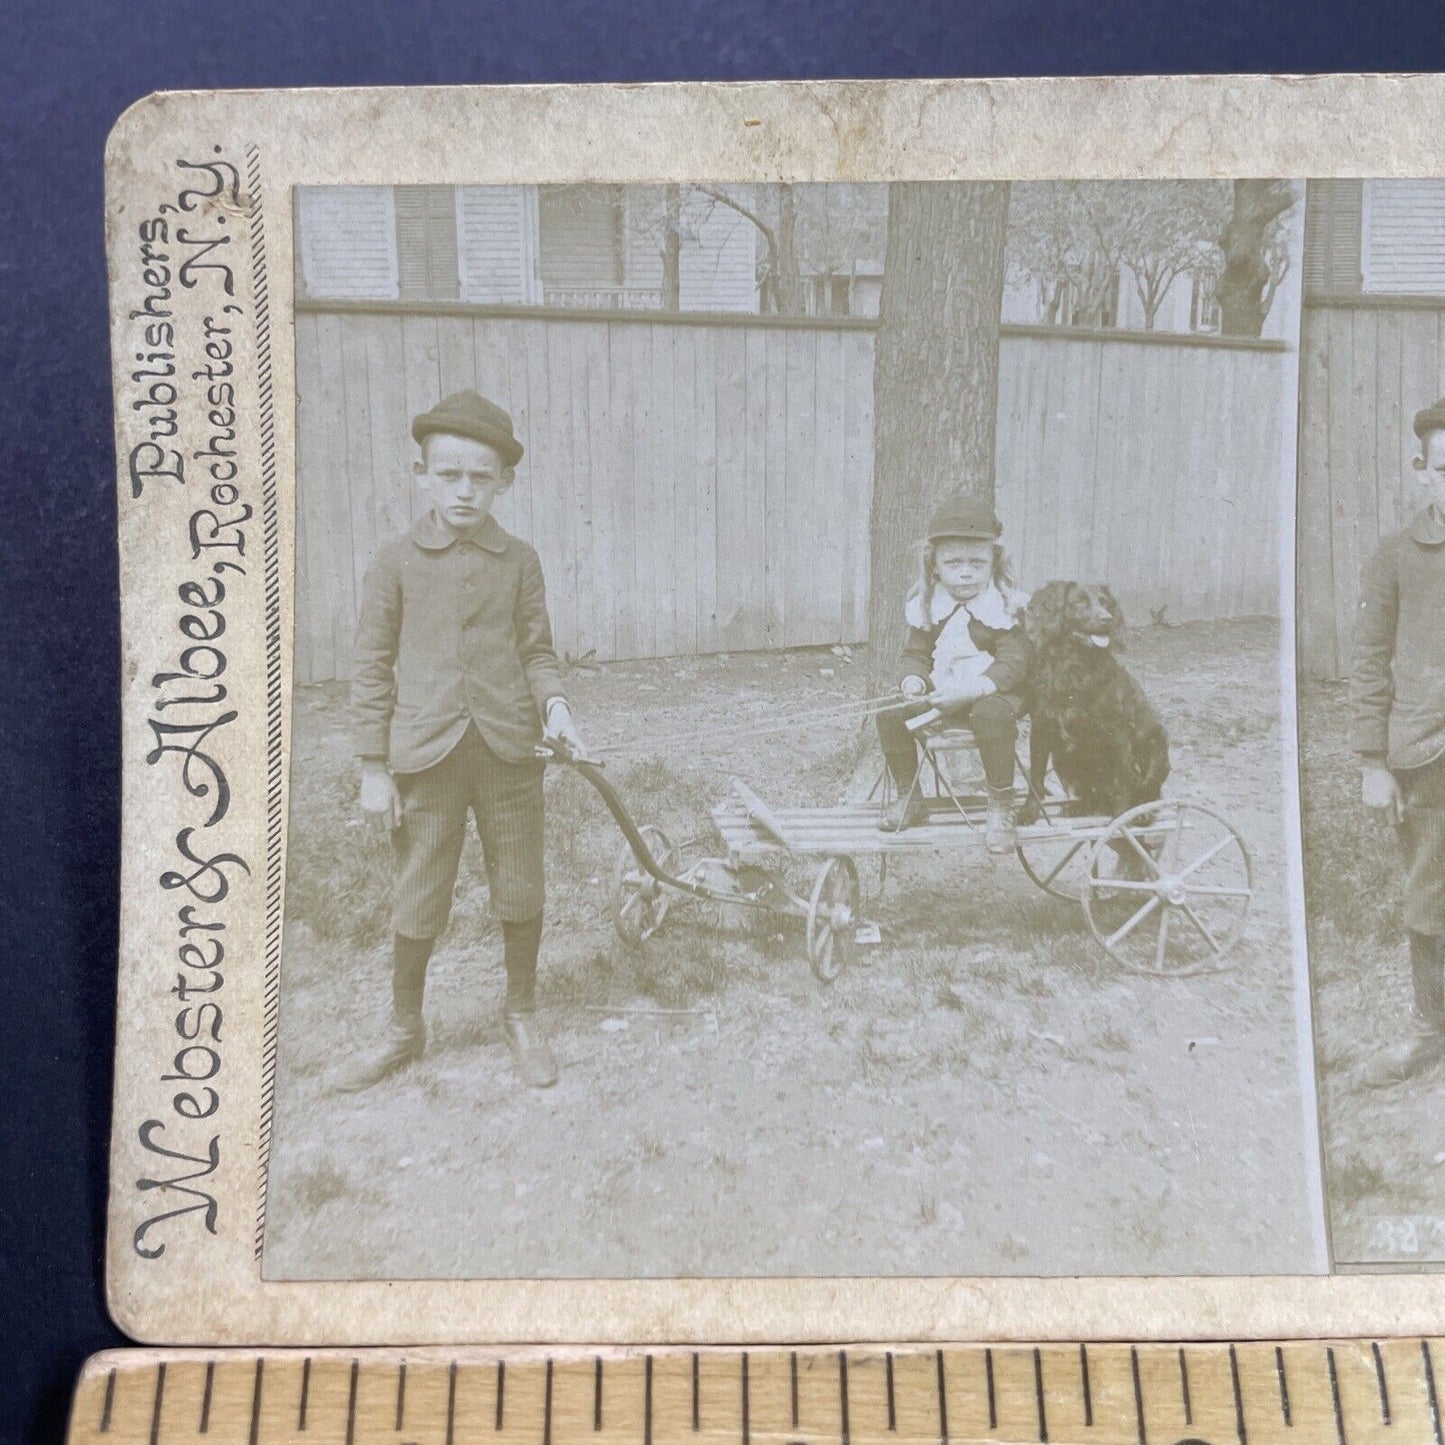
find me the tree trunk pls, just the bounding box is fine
[1215,179,1293,337]
[660,184,682,311]
[773,186,801,315]
[866,182,1010,690]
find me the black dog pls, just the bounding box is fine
[1018,581,1170,827]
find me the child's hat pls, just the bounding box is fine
[1414,397,1445,441]
[412,389,524,466]
[927,496,1002,542]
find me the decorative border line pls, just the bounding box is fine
[247,141,286,1261]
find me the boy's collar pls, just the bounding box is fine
[907,581,1022,631]
[412,510,509,553]
[1410,504,1445,547]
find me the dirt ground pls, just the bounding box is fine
[263,617,1324,1280]
[1299,681,1445,1269]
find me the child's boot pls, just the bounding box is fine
[985,784,1018,854]
[337,935,432,1092]
[502,914,558,1089]
[1361,933,1445,1089]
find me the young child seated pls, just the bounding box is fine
[877,497,1030,851]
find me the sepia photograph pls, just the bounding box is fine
[257,175,1327,1281]
[1296,179,1445,1271]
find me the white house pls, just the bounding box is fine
[295,184,761,313]
[1304,179,1445,296]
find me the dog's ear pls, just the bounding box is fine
[1026,580,1073,645]
[1101,584,1126,651]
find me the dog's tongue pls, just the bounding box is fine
[1089,633,1111,648]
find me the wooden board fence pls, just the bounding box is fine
[1298,297,1445,680]
[294,306,1293,683]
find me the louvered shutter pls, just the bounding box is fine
[1303,180,1363,297]
[395,185,460,301]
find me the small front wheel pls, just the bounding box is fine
[612,824,676,945]
[806,855,860,984]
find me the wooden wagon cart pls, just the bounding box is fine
[541,716,1254,985]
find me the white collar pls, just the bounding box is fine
[906,582,1026,632]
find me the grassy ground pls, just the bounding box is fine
[263,617,1322,1280]
[1299,682,1445,1266]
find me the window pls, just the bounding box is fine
[394,185,460,302]
[805,274,853,318]
[1189,272,1222,333]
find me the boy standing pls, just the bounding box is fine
[341,390,585,1092]
[1355,397,1445,1088]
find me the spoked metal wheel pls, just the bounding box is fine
[1016,820,1095,900]
[1081,801,1253,977]
[611,824,677,945]
[806,855,860,984]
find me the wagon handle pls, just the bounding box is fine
[535,738,710,899]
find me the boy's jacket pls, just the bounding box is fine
[1352,506,1445,771]
[352,513,568,772]
[899,583,1030,697]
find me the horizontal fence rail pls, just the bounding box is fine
[294,309,1294,683]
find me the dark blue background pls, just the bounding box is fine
[2,2,1439,1440]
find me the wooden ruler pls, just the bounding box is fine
[66,1342,1445,1445]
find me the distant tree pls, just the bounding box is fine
[867,182,1011,689]
[1214,180,1298,337]
[1008,181,1240,331]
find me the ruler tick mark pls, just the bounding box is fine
[594,1355,603,1431]
[248,1359,264,1445]
[1276,1347,1292,1426]
[1424,1342,1443,1445]
[790,1351,799,1430]
[839,1350,851,1445]
[694,1352,701,1433]
[346,1359,359,1445]
[645,1355,654,1445]
[1230,1344,1248,1445]
[1131,1346,1146,1445]
[1178,1348,1193,1427]
[543,1359,554,1445]
[200,1361,215,1434]
[495,1360,505,1432]
[100,1367,116,1433]
[149,1362,166,1445]
[1328,1348,1347,1445]
[985,1348,997,1432]
[447,1362,458,1445]
[886,1351,896,1432]
[742,1351,750,1445]
[1034,1347,1049,1444]
[298,1357,310,1431]
[1372,1342,1391,1425]
[1080,1345,1093,1428]
[937,1349,950,1445]
[397,1362,407,1432]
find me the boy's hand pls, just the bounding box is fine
[1361,762,1402,823]
[544,699,586,757]
[360,761,402,832]
[930,676,994,709]
[900,675,929,701]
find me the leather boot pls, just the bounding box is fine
[878,794,929,832]
[336,992,426,1093]
[504,1009,559,1089]
[985,785,1018,854]
[1361,933,1445,1088]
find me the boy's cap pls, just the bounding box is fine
[1414,397,1445,441]
[412,390,524,466]
[927,496,1002,542]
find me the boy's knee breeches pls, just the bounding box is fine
[1399,756,1445,938]
[390,724,546,938]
